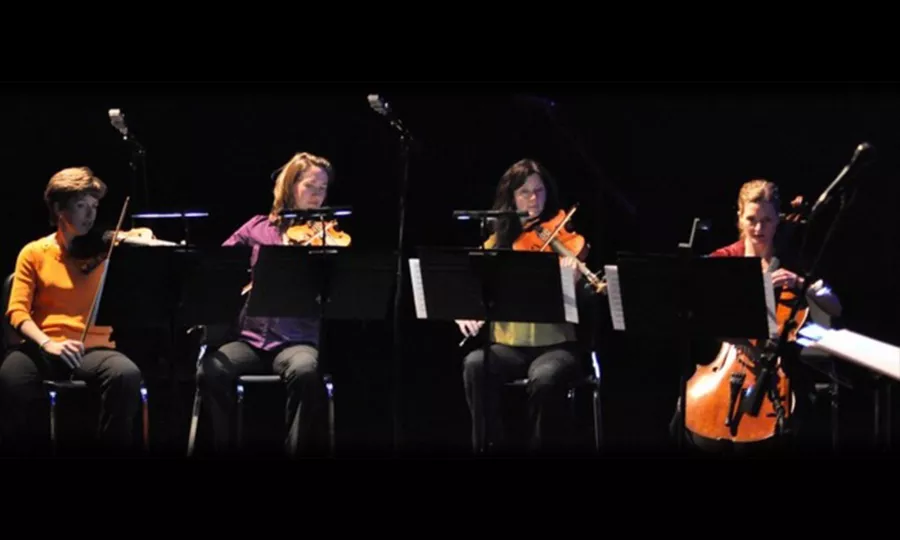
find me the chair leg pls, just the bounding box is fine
[186,385,202,457]
[48,388,59,456]
[139,384,150,453]
[590,350,603,452]
[324,375,335,456]
[187,341,207,457]
[592,387,602,451]
[236,382,245,451]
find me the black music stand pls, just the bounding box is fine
[246,246,396,322]
[409,247,579,453]
[244,245,395,449]
[94,245,253,451]
[603,252,777,452]
[95,245,253,329]
[174,246,255,328]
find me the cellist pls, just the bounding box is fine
[1,166,144,456]
[456,158,593,455]
[672,178,843,455]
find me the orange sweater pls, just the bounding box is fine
[5,232,114,349]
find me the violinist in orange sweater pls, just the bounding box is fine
[1,167,143,456]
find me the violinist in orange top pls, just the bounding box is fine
[1,167,143,456]
[456,158,590,454]
[673,178,843,455]
[199,151,340,457]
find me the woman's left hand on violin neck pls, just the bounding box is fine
[116,227,156,242]
[113,227,180,246]
[561,255,582,282]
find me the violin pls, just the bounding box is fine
[240,217,353,296]
[513,205,607,295]
[71,226,179,275]
[457,204,606,348]
[682,194,812,444]
[283,219,351,246]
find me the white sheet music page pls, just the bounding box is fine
[408,258,428,319]
[604,265,625,331]
[559,258,579,324]
[812,329,900,382]
[762,271,778,337]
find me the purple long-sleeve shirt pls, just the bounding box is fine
[223,215,320,350]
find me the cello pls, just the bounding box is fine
[682,196,811,444]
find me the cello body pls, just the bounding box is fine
[684,288,809,444]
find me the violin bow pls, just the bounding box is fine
[79,196,131,344]
[539,204,579,251]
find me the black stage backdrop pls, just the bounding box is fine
[2,84,897,456]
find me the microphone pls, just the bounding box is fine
[109,108,128,137]
[811,142,874,214]
[367,94,391,117]
[366,94,417,147]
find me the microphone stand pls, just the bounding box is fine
[129,135,149,213]
[367,95,417,453]
[741,143,874,438]
[110,111,149,216]
[392,131,411,452]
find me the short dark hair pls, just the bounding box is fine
[44,166,107,226]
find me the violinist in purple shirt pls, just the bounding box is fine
[200,152,334,456]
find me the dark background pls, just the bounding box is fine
[3,83,898,456]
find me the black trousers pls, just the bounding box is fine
[463,342,582,454]
[0,342,143,456]
[198,340,328,456]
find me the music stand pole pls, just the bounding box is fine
[391,134,411,452]
[412,245,575,455]
[451,209,527,453]
[676,244,692,452]
[475,215,493,454]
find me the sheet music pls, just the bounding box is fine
[800,324,900,382]
[762,270,778,337]
[603,265,625,330]
[408,258,428,319]
[559,258,579,324]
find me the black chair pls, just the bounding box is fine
[497,282,607,453]
[2,272,150,454]
[186,330,336,457]
[503,348,603,451]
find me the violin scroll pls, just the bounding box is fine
[780,194,809,224]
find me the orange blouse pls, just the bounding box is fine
[5,232,113,349]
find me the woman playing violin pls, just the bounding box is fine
[457,158,590,454]
[1,166,143,456]
[672,178,842,455]
[199,151,337,457]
